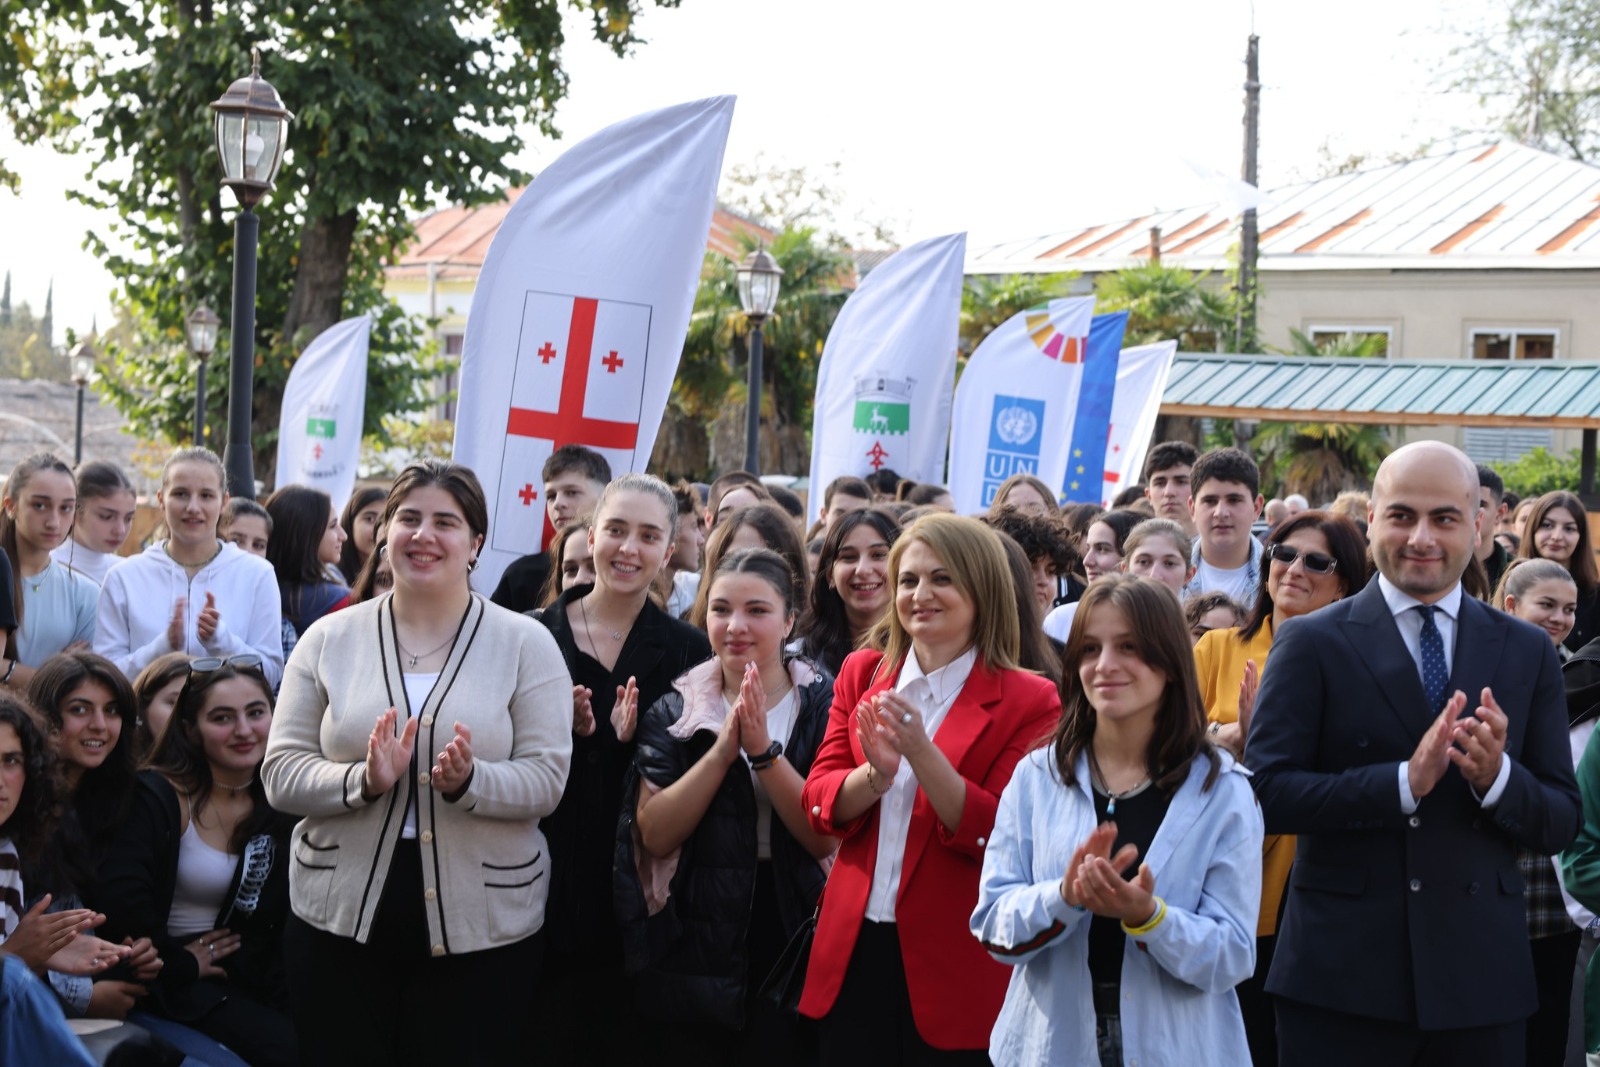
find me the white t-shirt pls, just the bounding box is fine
[1188,555,1258,607]
[16,560,98,667]
[400,671,441,840]
[739,688,799,861]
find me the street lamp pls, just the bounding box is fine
[210,48,292,498]
[186,305,220,446]
[67,340,95,465]
[735,246,783,475]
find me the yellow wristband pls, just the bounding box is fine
[1121,897,1166,936]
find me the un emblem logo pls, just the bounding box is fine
[994,405,1039,447]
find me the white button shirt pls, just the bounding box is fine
[863,646,977,922]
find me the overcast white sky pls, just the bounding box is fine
[0,0,1503,339]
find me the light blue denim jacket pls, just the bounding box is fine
[972,747,1263,1067]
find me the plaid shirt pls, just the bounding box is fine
[1520,846,1577,940]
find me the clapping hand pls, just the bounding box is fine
[734,663,771,757]
[166,599,187,653]
[1064,822,1157,924]
[1060,823,1137,908]
[854,694,902,785]
[432,722,474,797]
[712,701,742,768]
[365,707,419,799]
[1,897,105,972]
[196,592,220,646]
[1408,690,1469,801]
[872,691,933,760]
[611,676,640,743]
[1450,687,1508,793]
[572,686,596,737]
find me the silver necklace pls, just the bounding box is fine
[581,594,626,643]
[1087,747,1152,817]
[396,631,453,669]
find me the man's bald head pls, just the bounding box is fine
[1368,441,1482,603]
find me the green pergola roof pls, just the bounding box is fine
[1161,354,1600,429]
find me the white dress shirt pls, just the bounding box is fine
[863,645,977,922]
[1376,575,1510,812]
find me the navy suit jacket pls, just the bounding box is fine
[1247,580,1581,1030]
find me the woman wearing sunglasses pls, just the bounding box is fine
[1191,509,1369,1066]
[264,460,573,1066]
[96,653,296,1067]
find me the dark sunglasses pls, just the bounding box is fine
[189,654,264,675]
[1269,544,1338,574]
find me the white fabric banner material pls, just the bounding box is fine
[1100,340,1179,506]
[806,233,967,516]
[273,314,371,511]
[453,96,734,594]
[946,297,1095,513]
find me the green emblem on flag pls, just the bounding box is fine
[307,417,337,438]
[851,401,909,436]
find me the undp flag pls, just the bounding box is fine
[947,297,1094,513]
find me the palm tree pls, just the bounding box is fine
[960,272,1078,355]
[1093,262,1234,350]
[1250,329,1393,501]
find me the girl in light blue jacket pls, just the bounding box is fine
[973,574,1262,1066]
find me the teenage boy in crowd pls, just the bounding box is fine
[1182,446,1266,606]
[1476,464,1511,597]
[664,480,705,618]
[818,475,872,533]
[1144,440,1199,536]
[490,444,612,613]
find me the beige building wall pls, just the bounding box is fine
[1256,268,1600,456]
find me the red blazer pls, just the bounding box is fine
[798,648,1061,1050]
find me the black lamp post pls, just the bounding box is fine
[186,305,220,446]
[210,48,292,499]
[67,341,95,465]
[735,247,783,475]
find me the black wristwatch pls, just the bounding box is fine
[748,740,783,771]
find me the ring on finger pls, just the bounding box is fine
[901,713,913,725]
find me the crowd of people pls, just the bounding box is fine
[0,432,1595,1067]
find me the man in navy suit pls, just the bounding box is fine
[1248,441,1581,1066]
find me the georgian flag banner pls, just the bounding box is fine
[806,233,966,516]
[274,314,371,510]
[453,96,734,594]
[947,296,1095,513]
[1098,340,1178,506]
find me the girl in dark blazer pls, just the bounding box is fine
[799,514,1062,1063]
[97,655,295,1067]
[533,473,711,1064]
[618,548,836,1063]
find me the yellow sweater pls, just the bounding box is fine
[1194,623,1292,937]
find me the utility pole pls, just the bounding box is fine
[1237,34,1260,353]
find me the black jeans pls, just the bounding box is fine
[283,839,544,1067]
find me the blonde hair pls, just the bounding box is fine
[866,513,1021,674]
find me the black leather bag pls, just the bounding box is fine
[757,900,819,1014]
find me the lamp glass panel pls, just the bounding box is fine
[216,112,246,182]
[244,115,285,183]
[188,319,219,355]
[749,271,781,316]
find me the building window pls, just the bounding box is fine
[1305,325,1391,357]
[1470,329,1557,361]
[436,333,464,422]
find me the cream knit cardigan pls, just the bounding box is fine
[263,594,572,955]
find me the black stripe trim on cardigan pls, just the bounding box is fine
[355,599,405,929]
[422,600,482,955]
[981,919,1067,957]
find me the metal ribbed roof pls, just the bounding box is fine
[972,142,1600,275]
[1160,355,1600,428]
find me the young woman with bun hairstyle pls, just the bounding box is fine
[51,460,138,587]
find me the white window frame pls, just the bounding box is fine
[1466,325,1561,362]
[1304,323,1394,357]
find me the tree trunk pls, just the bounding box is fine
[262,210,358,483]
[282,210,357,350]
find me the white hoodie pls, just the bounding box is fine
[95,540,284,686]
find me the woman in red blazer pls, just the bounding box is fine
[800,513,1062,1063]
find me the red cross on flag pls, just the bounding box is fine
[453,96,734,594]
[493,292,652,555]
